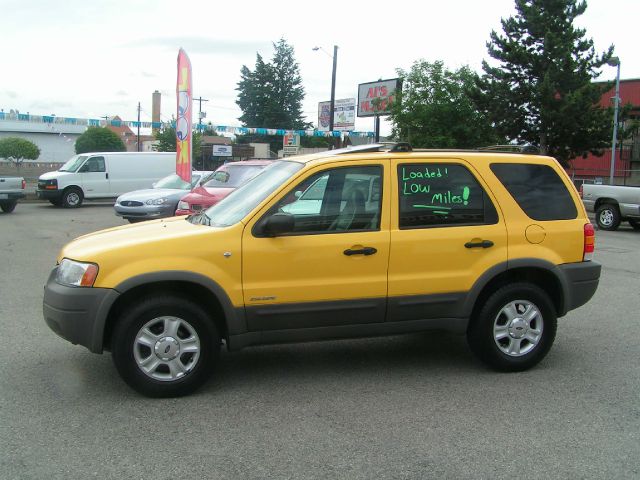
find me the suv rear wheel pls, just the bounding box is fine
[112,295,220,397]
[467,283,557,371]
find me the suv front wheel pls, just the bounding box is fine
[467,283,557,372]
[112,295,220,397]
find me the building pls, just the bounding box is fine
[105,116,155,152]
[0,111,83,162]
[568,78,640,185]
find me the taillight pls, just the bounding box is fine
[584,223,595,261]
[21,179,26,190]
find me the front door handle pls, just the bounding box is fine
[464,240,494,249]
[344,247,377,256]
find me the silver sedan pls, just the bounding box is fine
[114,171,213,223]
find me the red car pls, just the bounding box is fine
[175,160,272,215]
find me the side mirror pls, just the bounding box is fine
[261,212,295,237]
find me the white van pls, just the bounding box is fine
[37,152,176,207]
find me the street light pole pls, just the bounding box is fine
[608,57,621,185]
[329,45,338,133]
[313,45,339,145]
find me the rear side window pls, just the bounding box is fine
[398,163,498,228]
[490,163,577,221]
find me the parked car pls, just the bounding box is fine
[581,183,640,230]
[0,175,26,213]
[37,152,175,208]
[175,160,272,215]
[114,171,213,223]
[43,144,601,397]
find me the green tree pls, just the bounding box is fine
[236,38,308,152]
[471,0,614,166]
[153,123,217,164]
[390,60,503,148]
[75,127,126,154]
[0,137,40,167]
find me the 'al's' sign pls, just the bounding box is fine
[357,78,401,117]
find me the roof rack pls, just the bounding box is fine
[476,145,539,154]
[327,142,539,156]
[333,142,413,155]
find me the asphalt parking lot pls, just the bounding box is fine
[1,202,638,479]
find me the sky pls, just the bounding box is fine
[1,0,638,137]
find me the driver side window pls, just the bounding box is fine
[82,156,105,173]
[271,165,382,235]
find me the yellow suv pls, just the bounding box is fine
[43,144,601,397]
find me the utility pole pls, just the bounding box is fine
[193,96,209,131]
[137,102,141,152]
[101,115,109,126]
[193,96,209,169]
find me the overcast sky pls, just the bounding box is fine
[1,0,637,136]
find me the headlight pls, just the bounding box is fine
[56,258,99,287]
[178,200,189,210]
[146,198,168,205]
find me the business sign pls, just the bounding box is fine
[357,78,401,117]
[283,133,300,147]
[318,98,356,131]
[283,133,300,157]
[212,145,232,157]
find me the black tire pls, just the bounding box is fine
[629,219,640,230]
[595,203,621,231]
[111,295,220,397]
[127,218,145,224]
[61,187,83,208]
[0,201,17,213]
[467,283,557,372]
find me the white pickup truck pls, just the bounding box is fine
[0,175,26,213]
[581,184,640,231]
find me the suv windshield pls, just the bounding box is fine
[193,161,303,227]
[204,164,265,188]
[59,155,88,172]
[153,173,200,190]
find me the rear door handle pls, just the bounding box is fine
[464,240,494,249]
[344,247,377,256]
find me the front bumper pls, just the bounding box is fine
[558,261,601,314]
[114,203,176,220]
[36,189,62,201]
[43,268,119,353]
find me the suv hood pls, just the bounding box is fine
[59,217,213,262]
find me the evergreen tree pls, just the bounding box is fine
[390,60,503,148]
[471,0,614,166]
[236,39,307,132]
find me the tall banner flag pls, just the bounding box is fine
[176,49,192,182]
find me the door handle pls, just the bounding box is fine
[344,247,377,256]
[464,240,494,249]
[106,173,109,179]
